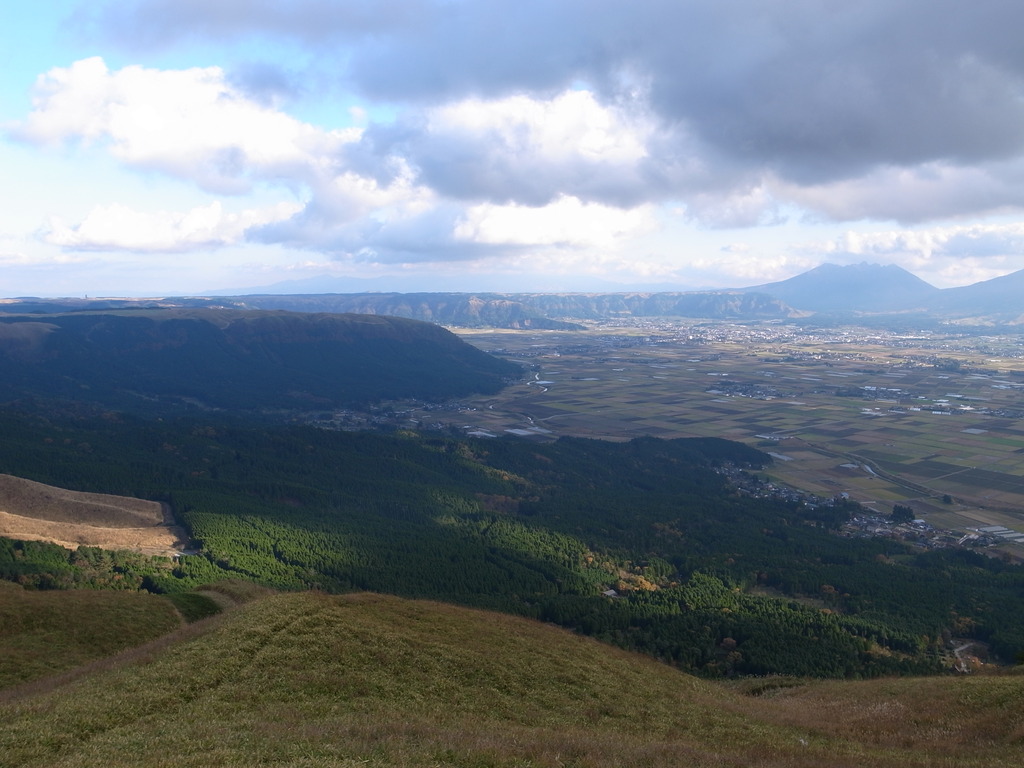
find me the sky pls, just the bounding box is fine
[4,1,1024,297]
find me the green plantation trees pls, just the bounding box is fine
[1,409,1024,677]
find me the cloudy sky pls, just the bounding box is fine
[4,1,1024,297]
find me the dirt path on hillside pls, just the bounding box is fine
[0,475,191,557]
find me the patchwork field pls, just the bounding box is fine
[449,323,1024,547]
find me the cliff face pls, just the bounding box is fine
[207,290,798,324]
[0,290,802,326]
[0,309,521,414]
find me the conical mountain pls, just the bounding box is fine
[747,262,940,313]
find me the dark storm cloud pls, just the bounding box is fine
[78,0,426,48]
[637,1,1024,182]
[87,0,1024,220]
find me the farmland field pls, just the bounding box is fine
[441,321,1024,550]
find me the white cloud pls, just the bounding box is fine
[14,57,360,194]
[44,200,301,252]
[306,160,434,223]
[687,251,817,286]
[357,88,670,209]
[0,249,88,266]
[97,1,1024,199]
[454,195,655,248]
[431,90,648,166]
[801,220,1024,286]
[778,160,1024,224]
[684,184,784,229]
[10,25,1024,293]
[823,221,1024,260]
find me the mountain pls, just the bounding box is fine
[1,263,1019,324]
[745,262,942,313]
[2,589,1022,768]
[931,267,1024,319]
[220,293,588,329]
[494,291,797,320]
[0,291,800,325]
[213,290,799,324]
[0,309,520,414]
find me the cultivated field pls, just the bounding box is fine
[448,322,1024,547]
[0,474,188,556]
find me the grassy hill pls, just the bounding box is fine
[1,589,1022,767]
[0,581,182,689]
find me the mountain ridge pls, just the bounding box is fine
[2,262,1021,325]
[0,309,521,415]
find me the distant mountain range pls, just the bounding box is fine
[930,267,1024,318]
[211,291,796,326]
[0,291,800,327]
[2,262,1021,325]
[0,309,520,415]
[741,262,1024,320]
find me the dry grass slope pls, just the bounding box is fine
[0,474,187,556]
[1,590,1022,767]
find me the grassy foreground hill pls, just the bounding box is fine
[1,589,1022,768]
[0,580,182,689]
[0,580,269,690]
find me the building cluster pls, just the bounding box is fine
[719,465,1023,560]
[842,514,967,551]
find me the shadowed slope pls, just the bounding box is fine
[0,583,183,689]
[0,309,521,414]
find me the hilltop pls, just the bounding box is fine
[1,589,1022,768]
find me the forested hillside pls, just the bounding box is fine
[2,408,1023,678]
[0,309,520,414]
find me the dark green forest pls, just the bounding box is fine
[0,310,520,413]
[2,407,1023,678]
